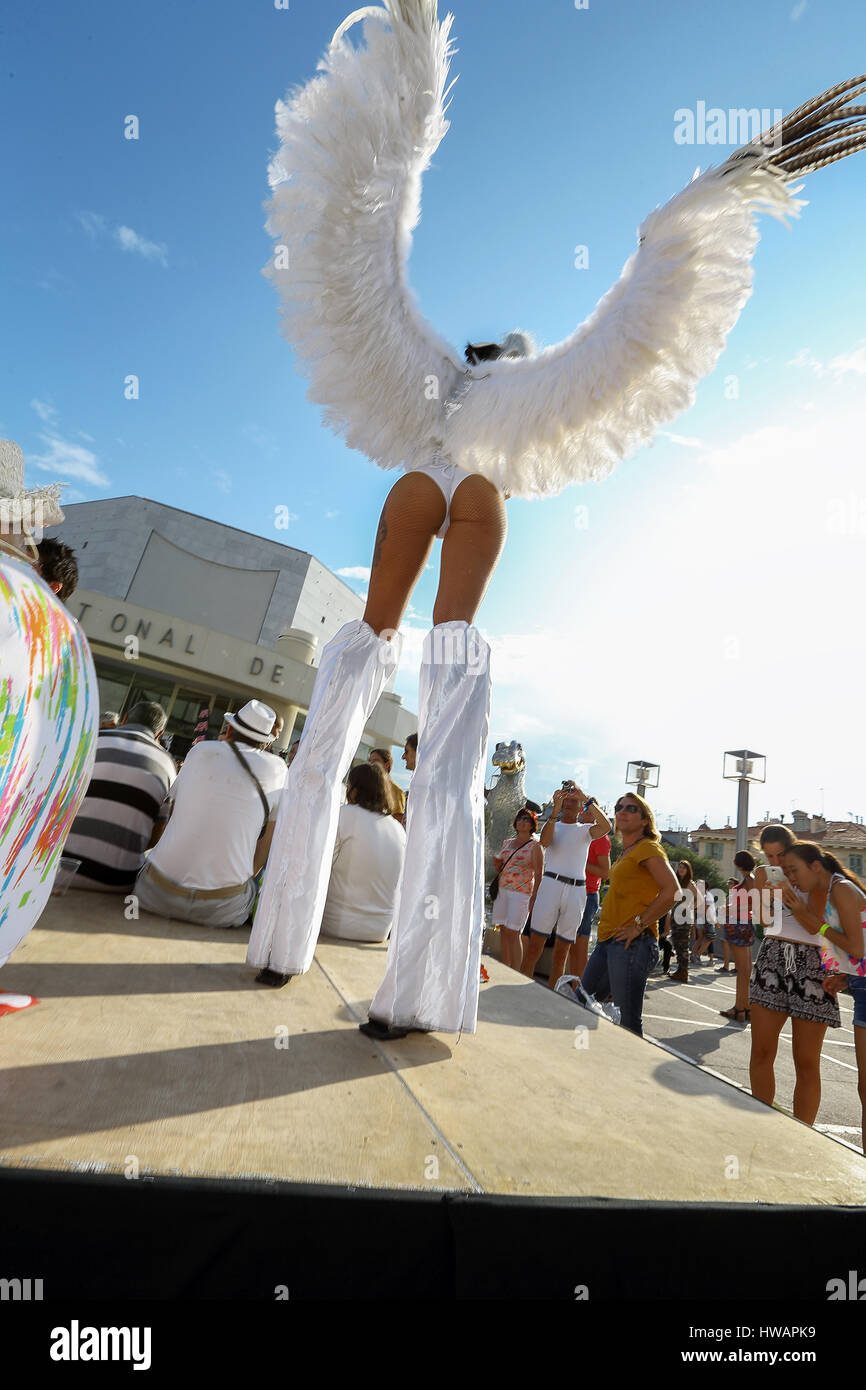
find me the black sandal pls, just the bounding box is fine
[720,1006,750,1023]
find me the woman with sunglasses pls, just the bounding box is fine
[580,794,679,1036]
[491,808,543,972]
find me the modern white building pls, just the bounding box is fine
[46,497,416,760]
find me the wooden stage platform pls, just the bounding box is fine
[1,891,864,1299]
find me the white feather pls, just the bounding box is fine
[445,158,805,498]
[266,1,807,499]
[264,0,463,473]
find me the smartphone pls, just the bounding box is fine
[763,865,786,886]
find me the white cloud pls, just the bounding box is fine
[790,0,807,18]
[325,510,339,519]
[786,346,825,375]
[213,470,232,494]
[29,434,109,486]
[660,431,707,449]
[74,209,167,266]
[337,566,372,581]
[787,339,866,379]
[828,341,866,376]
[75,210,107,239]
[115,225,168,266]
[31,398,58,424]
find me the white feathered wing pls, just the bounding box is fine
[264,0,463,474]
[266,1,861,500]
[444,161,803,498]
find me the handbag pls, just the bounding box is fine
[227,740,272,841]
[489,843,523,902]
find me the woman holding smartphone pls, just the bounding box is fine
[749,824,839,1125]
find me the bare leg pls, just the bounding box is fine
[790,1016,827,1125]
[363,473,445,635]
[855,1027,866,1154]
[568,936,589,979]
[549,937,571,991]
[433,475,507,624]
[733,944,752,1011]
[498,927,523,972]
[749,1003,787,1106]
[521,932,547,979]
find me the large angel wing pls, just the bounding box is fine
[266,1,865,499]
[444,74,866,498]
[264,0,464,473]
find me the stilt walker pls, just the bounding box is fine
[250,0,866,1034]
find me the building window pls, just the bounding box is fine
[850,854,864,876]
[709,843,723,860]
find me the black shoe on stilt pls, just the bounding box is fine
[255,968,292,988]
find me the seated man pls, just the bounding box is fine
[135,700,286,927]
[320,763,406,943]
[64,701,177,893]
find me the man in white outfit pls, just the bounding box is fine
[521,782,612,989]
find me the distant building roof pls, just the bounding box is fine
[692,819,866,848]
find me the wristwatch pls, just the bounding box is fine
[583,798,596,811]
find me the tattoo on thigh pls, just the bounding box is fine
[372,515,388,570]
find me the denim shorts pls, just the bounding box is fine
[577,892,599,939]
[848,973,866,1029]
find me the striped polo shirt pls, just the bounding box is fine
[64,724,177,890]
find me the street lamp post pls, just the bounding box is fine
[626,760,660,799]
[723,750,767,853]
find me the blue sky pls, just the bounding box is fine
[3,0,866,828]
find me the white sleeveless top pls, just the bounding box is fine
[761,879,817,945]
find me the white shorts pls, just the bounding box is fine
[409,456,476,538]
[530,876,587,943]
[493,887,532,933]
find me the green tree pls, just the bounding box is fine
[659,840,729,892]
[609,837,728,891]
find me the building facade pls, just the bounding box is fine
[46,497,416,760]
[692,810,866,882]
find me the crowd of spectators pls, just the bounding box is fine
[66,700,416,942]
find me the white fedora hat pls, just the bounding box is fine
[224,699,278,744]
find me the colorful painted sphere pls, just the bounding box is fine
[0,554,98,965]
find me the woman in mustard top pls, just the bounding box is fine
[581,793,679,1037]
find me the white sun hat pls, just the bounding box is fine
[224,700,278,744]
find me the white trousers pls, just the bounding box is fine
[369,621,491,1034]
[247,619,400,975]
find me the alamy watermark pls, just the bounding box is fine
[674,884,784,928]
[674,103,784,149]
[0,498,48,545]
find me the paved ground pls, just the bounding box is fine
[641,956,863,1146]
[4,891,866,1199]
